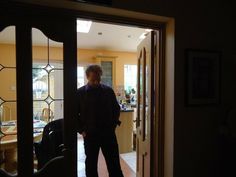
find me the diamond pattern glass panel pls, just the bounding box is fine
[45,95,54,105]
[0,97,5,106]
[0,26,18,175]
[0,64,4,71]
[32,28,64,172]
[44,64,53,73]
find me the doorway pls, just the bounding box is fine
[75,19,160,177]
[0,2,174,177]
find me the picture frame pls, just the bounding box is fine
[186,49,221,106]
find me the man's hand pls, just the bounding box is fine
[82,131,86,138]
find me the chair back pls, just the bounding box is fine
[41,108,54,122]
[35,119,64,169]
[0,105,12,121]
[41,119,64,151]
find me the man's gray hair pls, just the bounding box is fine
[85,65,103,76]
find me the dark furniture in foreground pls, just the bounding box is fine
[34,119,64,170]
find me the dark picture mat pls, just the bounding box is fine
[185,49,221,106]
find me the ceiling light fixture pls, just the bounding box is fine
[77,20,92,33]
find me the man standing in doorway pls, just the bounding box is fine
[77,65,124,177]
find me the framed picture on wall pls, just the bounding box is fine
[186,49,221,106]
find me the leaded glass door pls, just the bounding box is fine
[0,26,18,176]
[0,5,78,177]
[136,31,158,177]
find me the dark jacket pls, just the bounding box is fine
[77,84,121,134]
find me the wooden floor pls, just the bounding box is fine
[98,151,136,177]
[77,137,136,177]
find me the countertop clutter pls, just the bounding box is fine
[120,108,134,112]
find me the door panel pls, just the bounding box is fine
[136,31,157,177]
[32,28,65,172]
[30,19,78,177]
[0,8,78,177]
[0,26,18,175]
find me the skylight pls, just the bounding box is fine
[77,20,92,33]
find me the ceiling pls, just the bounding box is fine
[0,21,148,52]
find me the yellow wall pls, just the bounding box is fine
[77,49,137,86]
[0,44,137,120]
[0,44,17,120]
[32,46,137,86]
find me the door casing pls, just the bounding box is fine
[70,8,166,177]
[0,1,175,177]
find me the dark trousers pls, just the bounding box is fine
[83,130,124,177]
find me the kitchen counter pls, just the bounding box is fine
[115,110,134,153]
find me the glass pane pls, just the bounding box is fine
[0,69,17,101]
[139,51,143,131]
[0,26,18,175]
[32,28,64,172]
[144,48,150,139]
[101,61,113,87]
[49,44,63,69]
[0,102,17,121]
[124,65,137,105]
[50,101,64,120]
[49,69,63,100]
[124,65,137,91]
[0,26,16,67]
[33,69,48,100]
[77,66,85,88]
[33,101,49,121]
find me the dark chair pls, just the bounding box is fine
[34,119,64,170]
